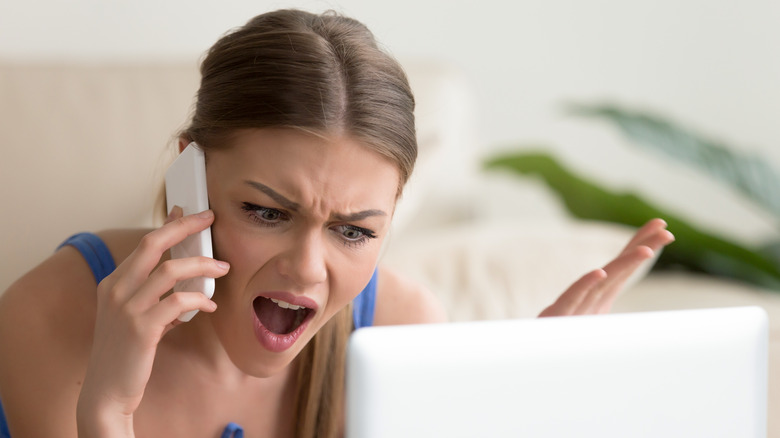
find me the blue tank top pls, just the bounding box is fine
[0,232,378,438]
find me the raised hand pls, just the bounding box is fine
[539,219,674,317]
[76,207,229,436]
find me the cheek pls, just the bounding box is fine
[213,225,259,264]
[210,221,275,296]
[211,213,383,318]
[323,242,384,315]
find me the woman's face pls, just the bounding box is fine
[203,128,399,377]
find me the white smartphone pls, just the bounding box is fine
[165,142,215,322]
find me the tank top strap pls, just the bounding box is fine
[57,232,117,284]
[352,267,378,329]
[0,399,10,438]
[221,422,244,438]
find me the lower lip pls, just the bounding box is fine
[251,306,313,353]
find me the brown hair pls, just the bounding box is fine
[180,9,417,438]
[182,9,417,193]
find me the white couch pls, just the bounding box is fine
[1,58,778,435]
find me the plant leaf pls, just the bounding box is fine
[567,103,780,225]
[484,151,780,291]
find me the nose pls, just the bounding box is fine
[276,230,327,289]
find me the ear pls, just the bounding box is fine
[178,137,190,153]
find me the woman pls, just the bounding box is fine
[0,9,673,438]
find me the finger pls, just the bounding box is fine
[581,245,654,313]
[121,210,215,287]
[144,291,218,328]
[539,269,607,317]
[128,257,229,309]
[620,218,667,255]
[635,228,675,253]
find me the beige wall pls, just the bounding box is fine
[2,0,779,248]
[1,1,777,145]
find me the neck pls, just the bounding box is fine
[161,311,296,387]
[142,314,299,437]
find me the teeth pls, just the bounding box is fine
[269,298,303,310]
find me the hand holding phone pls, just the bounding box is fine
[165,142,215,322]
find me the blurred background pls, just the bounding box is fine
[2,0,778,243]
[2,1,779,432]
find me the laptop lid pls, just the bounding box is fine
[346,306,768,438]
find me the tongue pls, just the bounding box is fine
[255,298,300,335]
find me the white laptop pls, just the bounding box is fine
[346,306,768,438]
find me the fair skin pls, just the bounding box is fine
[0,129,673,437]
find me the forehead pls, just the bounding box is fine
[207,129,401,210]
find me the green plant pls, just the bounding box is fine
[484,104,780,290]
[568,103,780,227]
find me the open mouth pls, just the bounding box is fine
[253,296,314,335]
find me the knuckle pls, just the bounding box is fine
[167,292,190,308]
[95,277,115,298]
[172,213,202,229]
[157,259,178,277]
[138,231,163,253]
[97,282,125,307]
[199,257,219,272]
[169,214,188,227]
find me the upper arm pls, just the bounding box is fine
[0,246,97,437]
[372,265,447,326]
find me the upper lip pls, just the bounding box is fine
[255,291,319,311]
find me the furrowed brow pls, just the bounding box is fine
[245,181,300,211]
[245,180,386,221]
[331,209,387,222]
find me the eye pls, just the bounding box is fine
[241,202,288,226]
[342,227,364,240]
[333,225,377,247]
[258,208,282,222]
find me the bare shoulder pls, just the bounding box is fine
[0,228,151,345]
[0,228,150,435]
[0,242,99,356]
[372,265,447,326]
[0,242,97,434]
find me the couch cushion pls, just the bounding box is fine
[0,62,199,291]
[381,219,642,320]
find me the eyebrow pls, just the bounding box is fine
[331,209,387,222]
[245,181,300,211]
[244,180,387,221]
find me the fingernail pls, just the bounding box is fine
[214,260,230,270]
[197,210,214,219]
[208,300,218,311]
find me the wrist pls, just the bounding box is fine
[77,394,135,438]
